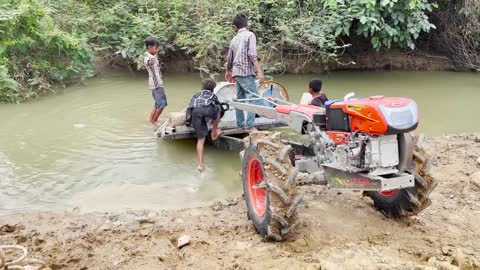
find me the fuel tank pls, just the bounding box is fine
[325,96,419,134]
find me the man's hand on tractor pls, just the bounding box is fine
[252,59,265,83]
[225,71,233,82]
[257,71,265,84]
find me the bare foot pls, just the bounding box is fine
[197,165,205,173]
[211,129,224,141]
[151,122,160,132]
[246,128,258,134]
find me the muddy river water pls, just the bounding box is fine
[0,71,478,214]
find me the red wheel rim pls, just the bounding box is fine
[377,189,399,197]
[247,156,267,217]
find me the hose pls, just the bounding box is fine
[0,245,51,270]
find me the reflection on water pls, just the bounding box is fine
[0,71,478,214]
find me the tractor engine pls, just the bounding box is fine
[313,96,419,174]
[328,134,400,174]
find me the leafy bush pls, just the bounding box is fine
[63,0,437,75]
[0,0,94,102]
[324,0,437,50]
[432,0,480,71]
[0,63,18,103]
[1,0,441,102]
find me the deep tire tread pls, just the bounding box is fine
[286,195,304,218]
[242,131,302,241]
[271,212,289,228]
[265,158,288,175]
[268,182,291,205]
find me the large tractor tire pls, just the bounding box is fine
[241,132,303,241]
[367,134,438,217]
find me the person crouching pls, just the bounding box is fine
[188,79,224,172]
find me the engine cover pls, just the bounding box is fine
[365,135,399,168]
[326,96,419,135]
[328,134,400,174]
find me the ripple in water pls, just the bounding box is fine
[0,74,242,214]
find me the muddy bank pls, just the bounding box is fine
[97,49,454,74]
[281,49,454,73]
[1,134,480,270]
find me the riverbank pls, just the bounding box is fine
[1,134,480,270]
[102,49,455,74]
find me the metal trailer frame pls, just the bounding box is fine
[158,96,291,141]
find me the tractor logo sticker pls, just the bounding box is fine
[332,177,372,187]
[347,105,364,112]
[347,105,380,123]
[332,177,347,185]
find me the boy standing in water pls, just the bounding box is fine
[308,78,329,107]
[144,37,167,125]
[226,13,264,133]
[188,79,223,172]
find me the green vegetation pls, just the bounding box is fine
[324,0,437,50]
[0,0,93,102]
[432,0,480,71]
[0,0,477,102]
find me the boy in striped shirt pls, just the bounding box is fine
[144,37,167,125]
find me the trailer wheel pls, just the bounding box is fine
[241,132,302,241]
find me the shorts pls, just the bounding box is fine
[191,104,220,139]
[152,87,167,109]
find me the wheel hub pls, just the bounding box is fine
[247,157,267,217]
[377,189,399,197]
